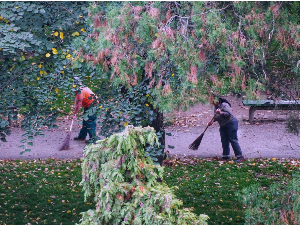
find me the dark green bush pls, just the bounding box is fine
[239,172,300,225]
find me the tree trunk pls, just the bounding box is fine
[150,108,165,166]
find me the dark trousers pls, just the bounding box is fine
[219,118,243,158]
[78,108,97,140]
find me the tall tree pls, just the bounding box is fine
[74,1,300,162]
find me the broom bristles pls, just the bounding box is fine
[188,133,204,150]
[59,131,71,151]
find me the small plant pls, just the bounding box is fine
[285,111,300,135]
[78,125,208,225]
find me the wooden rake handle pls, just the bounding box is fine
[203,114,216,132]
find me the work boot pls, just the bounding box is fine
[74,137,86,141]
[221,156,231,161]
[234,156,245,163]
[85,136,99,144]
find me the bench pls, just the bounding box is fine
[243,100,300,123]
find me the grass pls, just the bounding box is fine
[164,157,300,225]
[1,157,300,224]
[0,158,93,225]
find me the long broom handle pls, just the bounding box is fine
[69,119,74,132]
[203,114,216,133]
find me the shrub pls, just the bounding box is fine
[285,111,300,135]
[78,125,208,225]
[239,173,300,225]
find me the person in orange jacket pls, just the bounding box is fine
[72,77,98,144]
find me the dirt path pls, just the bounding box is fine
[1,96,300,160]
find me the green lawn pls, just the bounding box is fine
[164,158,300,225]
[1,158,299,224]
[0,158,94,225]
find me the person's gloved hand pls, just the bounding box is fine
[207,120,214,126]
[216,108,222,114]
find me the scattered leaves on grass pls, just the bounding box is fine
[164,157,300,225]
[0,158,93,224]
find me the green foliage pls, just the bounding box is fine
[240,172,300,225]
[76,1,300,119]
[2,0,300,150]
[75,78,165,163]
[0,1,90,149]
[79,126,208,224]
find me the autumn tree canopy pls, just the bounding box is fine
[76,1,300,110]
[1,1,300,151]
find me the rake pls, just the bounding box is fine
[189,114,216,150]
[59,119,74,151]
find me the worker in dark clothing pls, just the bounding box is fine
[208,95,245,162]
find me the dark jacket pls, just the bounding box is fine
[214,102,235,127]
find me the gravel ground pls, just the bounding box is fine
[1,96,300,160]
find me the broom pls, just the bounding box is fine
[189,114,216,150]
[59,119,74,151]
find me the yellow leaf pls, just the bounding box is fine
[79,15,82,18]
[37,77,40,81]
[40,71,44,75]
[80,28,86,33]
[60,32,64,39]
[60,71,64,74]
[54,31,59,36]
[72,32,79,36]
[66,54,71,59]
[52,48,58,54]
[55,87,59,93]
[73,85,76,88]
[124,122,129,127]
[67,210,71,213]
[46,53,51,57]
[76,21,79,24]
[38,64,42,68]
